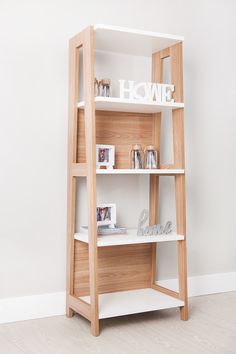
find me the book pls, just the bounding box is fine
[80,225,127,236]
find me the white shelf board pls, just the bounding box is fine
[80,288,184,319]
[94,24,184,56]
[96,168,184,175]
[78,97,184,114]
[74,229,184,247]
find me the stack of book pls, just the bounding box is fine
[80,226,127,236]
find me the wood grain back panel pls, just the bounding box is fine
[77,109,154,168]
[74,240,152,296]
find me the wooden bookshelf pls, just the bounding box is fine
[67,24,188,336]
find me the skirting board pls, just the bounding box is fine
[0,292,65,324]
[0,272,236,325]
[157,271,236,297]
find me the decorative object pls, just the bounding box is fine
[96,144,115,169]
[94,77,100,96]
[144,145,158,169]
[119,80,175,103]
[130,144,143,169]
[100,79,111,97]
[137,209,173,236]
[97,203,116,228]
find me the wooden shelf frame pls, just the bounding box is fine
[67,25,188,337]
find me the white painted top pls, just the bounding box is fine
[94,24,184,56]
[75,228,184,247]
[80,288,184,319]
[78,97,184,114]
[96,168,185,175]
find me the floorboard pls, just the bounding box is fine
[0,292,236,354]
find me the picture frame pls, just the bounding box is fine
[96,144,115,169]
[96,203,116,228]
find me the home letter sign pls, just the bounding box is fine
[119,80,175,103]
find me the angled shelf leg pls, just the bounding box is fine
[150,49,162,291]
[66,30,81,318]
[83,26,99,336]
[176,175,188,320]
[170,42,188,320]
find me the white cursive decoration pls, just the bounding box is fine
[137,209,173,236]
[119,80,175,103]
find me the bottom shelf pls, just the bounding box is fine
[80,288,184,319]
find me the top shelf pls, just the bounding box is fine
[94,24,184,56]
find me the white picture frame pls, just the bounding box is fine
[96,144,115,169]
[96,203,116,228]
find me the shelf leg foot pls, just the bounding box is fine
[180,305,188,321]
[66,306,74,318]
[91,319,100,336]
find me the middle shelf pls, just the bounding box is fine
[96,168,184,175]
[72,165,185,176]
[75,228,184,247]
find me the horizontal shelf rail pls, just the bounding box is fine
[68,295,91,321]
[71,163,87,176]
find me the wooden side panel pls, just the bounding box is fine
[66,33,81,318]
[176,174,188,320]
[170,42,188,319]
[150,51,162,286]
[172,108,185,168]
[83,26,99,336]
[77,110,154,169]
[170,42,183,103]
[170,42,185,169]
[74,241,152,297]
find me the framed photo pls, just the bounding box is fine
[96,144,115,169]
[96,203,116,228]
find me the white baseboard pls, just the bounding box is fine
[0,292,66,324]
[1,272,236,325]
[157,271,236,297]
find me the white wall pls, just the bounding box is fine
[0,0,236,299]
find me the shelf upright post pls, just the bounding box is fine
[66,31,82,318]
[150,51,162,286]
[82,26,99,336]
[170,42,188,320]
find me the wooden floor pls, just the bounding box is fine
[0,292,236,354]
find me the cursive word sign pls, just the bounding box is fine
[137,209,173,236]
[119,80,175,103]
